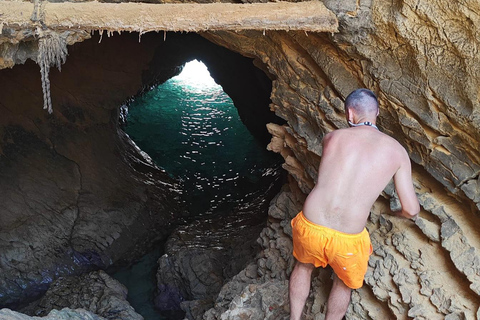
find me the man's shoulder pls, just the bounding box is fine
[376,132,410,163]
[324,127,351,138]
[325,128,405,149]
[322,128,350,145]
[379,131,406,150]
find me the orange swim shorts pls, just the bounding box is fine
[291,211,373,289]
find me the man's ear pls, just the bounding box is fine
[346,108,354,122]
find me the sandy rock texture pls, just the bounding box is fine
[0,1,338,34]
[201,0,480,318]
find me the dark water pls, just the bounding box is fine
[113,60,281,319]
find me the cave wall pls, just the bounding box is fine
[0,32,189,307]
[0,28,280,309]
[200,0,480,318]
[0,0,479,318]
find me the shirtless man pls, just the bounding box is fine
[289,88,420,320]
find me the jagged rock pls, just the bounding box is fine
[0,32,187,307]
[200,1,480,318]
[20,270,142,320]
[154,193,275,319]
[202,188,299,319]
[0,28,281,309]
[0,308,106,320]
[180,300,213,320]
[205,280,290,320]
[1,0,480,318]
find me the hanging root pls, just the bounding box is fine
[37,28,68,114]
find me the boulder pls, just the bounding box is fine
[0,308,106,320]
[20,270,142,320]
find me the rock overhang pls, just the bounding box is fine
[0,0,338,49]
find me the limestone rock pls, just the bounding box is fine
[20,270,142,320]
[1,0,480,318]
[211,281,290,320]
[203,187,300,319]
[0,308,106,320]
[154,193,275,319]
[0,29,280,309]
[0,32,186,307]
[0,1,338,34]
[200,1,480,317]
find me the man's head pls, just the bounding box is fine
[344,89,379,122]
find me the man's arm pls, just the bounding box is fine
[393,149,420,219]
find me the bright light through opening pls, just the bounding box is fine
[173,59,218,87]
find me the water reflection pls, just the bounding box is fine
[118,60,281,320]
[124,60,280,216]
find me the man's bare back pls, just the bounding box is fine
[302,125,414,234]
[289,89,420,320]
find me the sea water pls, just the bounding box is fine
[124,60,281,216]
[113,60,281,319]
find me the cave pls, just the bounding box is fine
[1,1,480,319]
[0,29,285,307]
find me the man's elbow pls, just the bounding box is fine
[403,203,420,219]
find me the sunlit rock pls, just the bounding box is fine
[201,1,480,318]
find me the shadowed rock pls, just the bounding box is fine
[1,0,480,318]
[20,271,142,320]
[0,308,106,320]
[155,183,282,319]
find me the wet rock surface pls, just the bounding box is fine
[155,181,282,319]
[0,308,106,320]
[20,270,142,320]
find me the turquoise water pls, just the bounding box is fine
[124,62,280,216]
[115,61,281,319]
[111,247,165,319]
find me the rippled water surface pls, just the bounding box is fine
[124,61,280,216]
[117,61,281,320]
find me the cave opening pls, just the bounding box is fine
[122,58,282,217]
[111,33,286,319]
[0,29,286,316]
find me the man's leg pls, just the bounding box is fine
[325,273,352,320]
[289,261,315,320]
